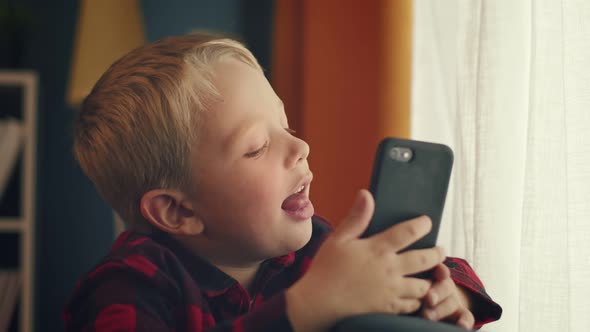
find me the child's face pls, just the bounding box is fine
[188,58,314,265]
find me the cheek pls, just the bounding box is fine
[232,167,284,209]
[201,165,283,217]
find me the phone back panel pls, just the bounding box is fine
[363,138,453,251]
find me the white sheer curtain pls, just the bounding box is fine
[411,1,590,331]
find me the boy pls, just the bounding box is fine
[65,34,501,331]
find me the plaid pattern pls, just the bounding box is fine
[444,258,502,328]
[64,216,501,331]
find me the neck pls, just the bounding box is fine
[172,234,264,292]
[215,263,262,292]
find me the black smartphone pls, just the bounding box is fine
[363,138,453,275]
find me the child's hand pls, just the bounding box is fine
[421,263,475,330]
[286,189,444,332]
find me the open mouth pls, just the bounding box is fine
[294,184,306,194]
[281,174,314,220]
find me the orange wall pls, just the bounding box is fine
[302,1,382,222]
[273,0,412,224]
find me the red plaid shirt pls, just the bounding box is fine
[64,216,501,331]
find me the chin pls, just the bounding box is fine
[286,217,314,252]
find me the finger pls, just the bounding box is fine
[455,308,475,330]
[432,263,451,281]
[397,278,432,299]
[426,275,455,307]
[398,246,445,276]
[390,299,422,315]
[370,215,432,251]
[422,295,460,321]
[334,189,375,240]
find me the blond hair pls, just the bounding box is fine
[74,33,262,230]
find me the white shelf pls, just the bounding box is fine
[0,218,23,231]
[0,71,37,332]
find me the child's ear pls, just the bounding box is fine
[140,189,204,235]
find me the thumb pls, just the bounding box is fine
[335,189,375,240]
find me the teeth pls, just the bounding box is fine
[295,185,305,194]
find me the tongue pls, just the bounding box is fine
[281,193,307,211]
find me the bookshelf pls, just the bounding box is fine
[0,72,37,332]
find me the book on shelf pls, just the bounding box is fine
[0,118,23,203]
[0,270,21,331]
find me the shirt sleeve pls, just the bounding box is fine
[64,266,294,332]
[444,257,503,329]
[64,268,175,331]
[211,294,293,331]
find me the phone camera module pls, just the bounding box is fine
[389,147,413,162]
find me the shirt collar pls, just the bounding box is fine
[149,230,295,293]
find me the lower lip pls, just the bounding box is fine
[283,197,315,221]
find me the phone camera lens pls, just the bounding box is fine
[390,147,413,162]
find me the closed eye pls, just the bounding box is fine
[285,128,296,135]
[245,141,269,159]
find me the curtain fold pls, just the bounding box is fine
[412,1,590,331]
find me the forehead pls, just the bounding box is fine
[198,59,286,141]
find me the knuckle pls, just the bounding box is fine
[406,223,421,238]
[418,280,431,295]
[383,259,399,278]
[386,301,400,314]
[374,243,390,258]
[420,284,429,296]
[385,265,395,277]
[371,243,383,256]
[387,230,402,247]
[439,298,454,314]
[389,278,402,292]
[407,300,421,313]
[386,302,397,314]
[437,307,450,318]
[419,252,430,266]
[444,296,456,309]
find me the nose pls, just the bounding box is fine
[285,136,310,169]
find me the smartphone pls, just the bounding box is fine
[363,137,453,266]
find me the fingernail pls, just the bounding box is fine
[349,190,366,214]
[458,319,470,329]
[426,310,437,320]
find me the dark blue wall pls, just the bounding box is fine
[142,0,242,39]
[23,0,273,330]
[141,0,274,73]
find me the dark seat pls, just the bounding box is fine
[332,314,470,332]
